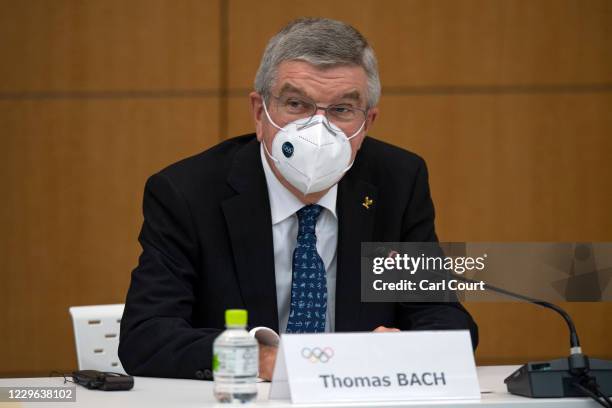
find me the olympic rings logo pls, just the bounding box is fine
[301,347,334,363]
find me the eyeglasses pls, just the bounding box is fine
[266,94,368,136]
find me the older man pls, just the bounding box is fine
[119,18,478,381]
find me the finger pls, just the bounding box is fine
[373,326,400,332]
[258,345,278,381]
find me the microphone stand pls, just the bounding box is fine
[450,273,612,406]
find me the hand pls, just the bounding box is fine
[373,326,400,333]
[258,344,278,381]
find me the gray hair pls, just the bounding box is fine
[254,18,381,108]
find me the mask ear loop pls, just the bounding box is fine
[262,97,284,132]
[261,97,283,164]
[346,118,366,141]
[337,116,367,175]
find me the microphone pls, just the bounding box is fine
[454,275,610,405]
[370,246,612,405]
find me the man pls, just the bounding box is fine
[119,18,478,381]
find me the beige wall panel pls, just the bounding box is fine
[227,0,612,89]
[226,92,254,137]
[0,98,219,376]
[0,0,220,92]
[375,93,612,241]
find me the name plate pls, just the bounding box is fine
[270,330,480,404]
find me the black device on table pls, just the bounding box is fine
[72,370,134,391]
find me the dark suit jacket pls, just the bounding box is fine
[118,134,478,380]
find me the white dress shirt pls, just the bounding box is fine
[260,143,337,333]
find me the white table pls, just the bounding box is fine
[0,366,602,407]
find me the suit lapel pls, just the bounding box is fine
[220,137,377,333]
[335,156,378,331]
[221,139,279,332]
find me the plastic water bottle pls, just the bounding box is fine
[213,309,258,403]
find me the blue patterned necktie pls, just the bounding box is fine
[286,204,327,333]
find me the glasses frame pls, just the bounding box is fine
[266,93,369,135]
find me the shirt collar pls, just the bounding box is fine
[260,142,337,225]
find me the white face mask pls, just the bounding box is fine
[261,99,365,195]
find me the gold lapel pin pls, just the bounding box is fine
[362,196,374,209]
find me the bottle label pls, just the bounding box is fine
[213,346,258,377]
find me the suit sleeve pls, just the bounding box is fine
[119,172,220,379]
[393,158,479,350]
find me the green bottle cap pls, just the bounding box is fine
[225,309,248,326]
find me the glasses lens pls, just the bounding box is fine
[274,96,315,126]
[326,105,366,135]
[271,95,367,135]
